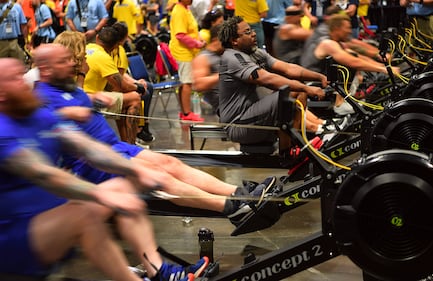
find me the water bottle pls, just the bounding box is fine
[192,92,201,115]
[198,227,214,263]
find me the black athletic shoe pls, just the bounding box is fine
[136,130,155,143]
[228,176,277,226]
[242,179,259,193]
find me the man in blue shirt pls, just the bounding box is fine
[400,0,433,37]
[0,57,208,281]
[32,0,56,47]
[0,0,27,60]
[65,0,108,42]
[33,43,278,228]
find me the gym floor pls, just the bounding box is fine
[51,94,364,281]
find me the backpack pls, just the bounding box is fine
[44,4,64,35]
[154,42,178,77]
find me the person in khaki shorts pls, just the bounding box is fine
[0,0,28,61]
[84,26,144,144]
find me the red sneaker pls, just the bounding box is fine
[179,112,204,122]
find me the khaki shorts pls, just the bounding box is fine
[101,91,124,119]
[0,39,24,62]
[177,61,193,84]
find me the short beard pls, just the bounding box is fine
[50,77,77,92]
[241,45,257,55]
[6,90,42,118]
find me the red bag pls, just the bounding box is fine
[155,42,179,76]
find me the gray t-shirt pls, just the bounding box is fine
[218,48,276,123]
[200,49,221,112]
[300,23,329,73]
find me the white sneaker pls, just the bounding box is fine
[333,101,355,115]
[316,116,349,135]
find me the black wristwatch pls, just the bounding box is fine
[135,82,146,94]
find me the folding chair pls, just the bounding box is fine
[359,16,378,41]
[127,51,180,127]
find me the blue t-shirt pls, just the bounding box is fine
[0,108,68,219]
[35,82,142,183]
[406,3,433,16]
[65,0,108,32]
[34,4,56,39]
[0,1,27,40]
[36,83,120,145]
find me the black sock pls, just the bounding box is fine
[223,199,234,215]
[183,112,190,116]
[143,123,150,133]
[223,187,249,215]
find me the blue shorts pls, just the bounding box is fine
[72,142,143,184]
[0,215,64,276]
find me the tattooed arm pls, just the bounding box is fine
[1,147,145,213]
[2,148,99,201]
[57,127,163,189]
[105,72,141,93]
[59,128,139,176]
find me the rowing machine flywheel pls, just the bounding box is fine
[403,71,433,100]
[333,149,433,280]
[362,98,433,155]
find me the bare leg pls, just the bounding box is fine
[116,117,128,143]
[306,109,325,133]
[115,211,162,278]
[135,150,238,196]
[130,156,229,212]
[125,104,140,144]
[306,110,324,126]
[30,179,142,281]
[118,92,141,144]
[179,83,192,114]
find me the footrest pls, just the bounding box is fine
[231,198,281,236]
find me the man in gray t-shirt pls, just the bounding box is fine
[218,16,327,151]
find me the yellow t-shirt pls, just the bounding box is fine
[235,0,268,24]
[113,0,142,35]
[169,3,200,62]
[199,28,211,44]
[357,4,369,17]
[300,16,311,30]
[166,0,178,16]
[45,0,56,10]
[84,43,119,94]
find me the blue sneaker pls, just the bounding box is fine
[156,256,209,281]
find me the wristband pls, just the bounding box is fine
[77,72,86,77]
[135,82,146,94]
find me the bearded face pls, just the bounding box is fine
[39,46,78,92]
[0,62,42,118]
[6,87,42,117]
[50,77,77,92]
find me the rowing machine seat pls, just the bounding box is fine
[239,142,276,155]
